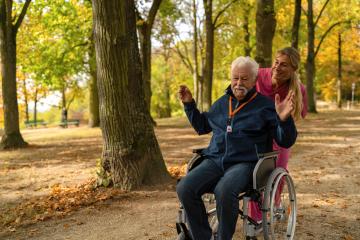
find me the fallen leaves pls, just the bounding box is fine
[0,178,126,228]
[343,235,354,240]
[167,164,187,179]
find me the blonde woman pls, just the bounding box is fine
[249,47,308,222]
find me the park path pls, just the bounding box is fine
[1,110,360,240]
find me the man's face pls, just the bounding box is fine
[271,54,294,85]
[231,66,256,101]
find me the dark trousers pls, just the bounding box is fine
[176,159,256,240]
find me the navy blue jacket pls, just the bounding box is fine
[184,87,297,168]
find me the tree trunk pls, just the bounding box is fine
[61,85,68,121]
[202,0,214,111]
[163,53,171,118]
[139,26,152,114]
[22,79,29,122]
[337,32,342,109]
[192,0,201,104]
[136,0,162,120]
[92,0,170,190]
[0,0,28,149]
[88,40,100,127]
[255,0,276,67]
[33,88,38,126]
[243,1,251,56]
[291,0,301,50]
[306,0,317,113]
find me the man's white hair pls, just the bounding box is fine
[231,56,259,81]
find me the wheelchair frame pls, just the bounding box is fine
[176,149,297,240]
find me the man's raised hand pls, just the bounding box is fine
[275,90,295,121]
[178,85,193,103]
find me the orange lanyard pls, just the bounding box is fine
[228,92,258,118]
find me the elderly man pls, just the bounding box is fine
[176,56,297,240]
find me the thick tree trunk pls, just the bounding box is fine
[291,0,301,50]
[202,0,214,111]
[255,0,276,67]
[0,1,27,149]
[88,41,100,127]
[306,0,317,113]
[337,33,342,109]
[92,0,170,190]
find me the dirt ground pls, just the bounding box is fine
[0,110,359,240]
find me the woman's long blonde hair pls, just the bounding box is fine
[276,47,303,121]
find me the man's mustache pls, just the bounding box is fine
[234,86,248,94]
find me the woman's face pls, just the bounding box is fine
[271,54,294,86]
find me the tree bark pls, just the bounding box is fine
[0,0,29,149]
[202,0,214,111]
[88,40,100,127]
[255,0,276,67]
[92,0,170,190]
[337,32,342,109]
[306,0,317,113]
[291,0,301,50]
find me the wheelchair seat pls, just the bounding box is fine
[186,148,278,191]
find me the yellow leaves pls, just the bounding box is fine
[167,164,187,179]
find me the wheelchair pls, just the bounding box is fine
[175,149,297,240]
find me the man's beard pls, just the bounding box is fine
[234,86,248,96]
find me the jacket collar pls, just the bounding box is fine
[225,85,257,103]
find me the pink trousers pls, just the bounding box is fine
[248,142,290,221]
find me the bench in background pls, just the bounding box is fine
[59,119,80,128]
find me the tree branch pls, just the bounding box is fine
[173,42,194,74]
[213,0,239,27]
[314,0,330,27]
[301,6,308,17]
[315,21,349,58]
[14,0,31,31]
[214,21,230,30]
[147,0,162,29]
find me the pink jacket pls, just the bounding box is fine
[256,68,308,118]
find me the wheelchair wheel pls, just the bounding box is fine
[262,168,297,240]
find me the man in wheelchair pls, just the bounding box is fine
[176,56,297,240]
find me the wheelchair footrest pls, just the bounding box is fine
[176,222,192,240]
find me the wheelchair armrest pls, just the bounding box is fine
[192,148,205,154]
[257,151,279,159]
